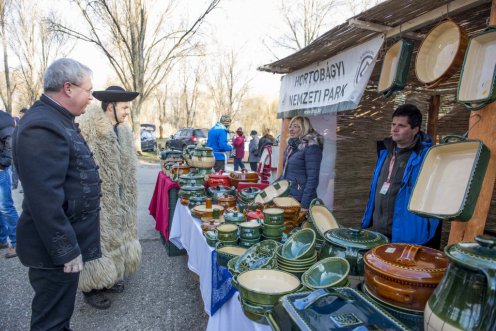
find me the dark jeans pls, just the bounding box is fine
[249,162,258,171]
[28,267,79,331]
[214,160,225,172]
[233,158,245,171]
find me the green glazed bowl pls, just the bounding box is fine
[216,223,239,242]
[301,257,350,290]
[263,208,285,225]
[204,231,218,247]
[275,245,317,264]
[215,242,247,267]
[282,229,316,260]
[262,224,285,237]
[239,221,262,239]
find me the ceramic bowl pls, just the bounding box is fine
[233,269,301,306]
[216,242,247,267]
[204,231,218,247]
[239,221,262,239]
[301,257,350,290]
[234,240,279,272]
[216,223,239,242]
[262,223,285,237]
[239,237,261,248]
[263,208,285,225]
[282,229,316,260]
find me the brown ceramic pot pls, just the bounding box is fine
[364,243,448,312]
[216,194,236,209]
[273,197,301,220]
[229,169,259,187]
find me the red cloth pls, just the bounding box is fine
[148,172,180,240]
[232,135,245,159]
[257,145,272,184]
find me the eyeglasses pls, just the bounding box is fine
[70,82,93,95]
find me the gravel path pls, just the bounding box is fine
[0,161,208,331]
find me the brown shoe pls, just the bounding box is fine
[5,247,17,258]
[84,291,111,309]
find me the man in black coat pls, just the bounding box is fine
[14,58,101,331]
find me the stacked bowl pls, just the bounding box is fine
[262,208,285,242]
[276,229,317,278]
[301,257,350,290]
[238,221,262,248]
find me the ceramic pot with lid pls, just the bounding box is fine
[207,185,236,199]
[170,162,190,181]
[238,187,261,204]
[178,184,205,200]
[229,169,259,187]
[239,221,262,240]
[425,235,496,331]
[206,171,232,188]
[188,194,207,209]
[320,228,388,276]
[363,243,448,312]
[216,193,237,209]
[224,210,247,225]
[245,209,264,221]
[263,208,285,225]
[188,145,215,168]
[178,171,205,187]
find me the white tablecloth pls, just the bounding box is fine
[206,292,271,331]
[169,202,216,315]
[169,202,272,330]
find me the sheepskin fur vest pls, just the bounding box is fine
[77,106,142,291]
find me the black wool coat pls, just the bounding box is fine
[14,95,102,269]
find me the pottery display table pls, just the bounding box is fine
[169,203,272,330]
[169,202,236,316]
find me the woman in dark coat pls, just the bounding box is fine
[281,116,323,209]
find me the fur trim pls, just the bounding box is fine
[298,131,323,150]
[77,106,141,291]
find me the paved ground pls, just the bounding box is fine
[0,161,208,331]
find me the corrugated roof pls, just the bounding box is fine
[259,0,492,74]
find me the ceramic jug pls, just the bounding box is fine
[425,235,496,331]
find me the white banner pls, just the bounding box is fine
[277,35,384,118]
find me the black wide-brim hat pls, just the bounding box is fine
[92,85,139,102]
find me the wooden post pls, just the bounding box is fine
[426,95,440,142]
[448,0,496,244]
[277,118,290,177]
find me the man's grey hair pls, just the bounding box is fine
[44,58,93,92]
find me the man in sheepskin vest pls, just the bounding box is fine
[78,86,142,309]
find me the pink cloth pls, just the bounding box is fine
[148,172,180,240]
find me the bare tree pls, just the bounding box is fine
[269,0,338,53]
[48,0,220,152]
[154,85,168,139]
[177,61,204,128]
[8,1,73,107]
[0,0,15,113]
[208,49,251,121]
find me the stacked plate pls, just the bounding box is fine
[276,229,317,278]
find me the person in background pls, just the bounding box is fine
[207,114,233,172]
[248,130,260,171]
[77,86,142,309]
[232,127,246,171]
[0,110,19,258]
[257,128,276,184]
[14,58,101,330]
[11,107,27,191]
[280,116,323,209]
[361,104,441,247]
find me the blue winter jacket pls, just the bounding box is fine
[281,133,323,209]
[207,122,232,161]
[361,132,440,244]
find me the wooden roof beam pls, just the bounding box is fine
[348,19,424,40]
[384,0,490,39]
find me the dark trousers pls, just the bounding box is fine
[233,158,245,171]
[214,160,225,172]
[249,162,257,171]
[28,267,79,331]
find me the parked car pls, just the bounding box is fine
[141,124,157,152]
[166,128,208,151]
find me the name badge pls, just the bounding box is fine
[379,182,390,195]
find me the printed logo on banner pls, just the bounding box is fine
[355,50,375,86]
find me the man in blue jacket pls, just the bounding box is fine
[207,114,233,172]
[362,104,441,247]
